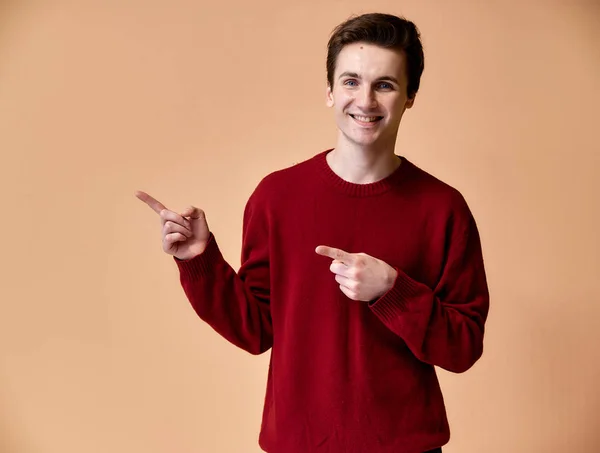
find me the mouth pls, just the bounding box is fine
[349,114,384,126]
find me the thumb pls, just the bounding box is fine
[181,206,203,219]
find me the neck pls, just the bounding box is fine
[327,140,401,184]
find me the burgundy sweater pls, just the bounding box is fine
[175,149,490,453]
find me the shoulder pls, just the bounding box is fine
[403,158,474,225]
[248,150,325,202]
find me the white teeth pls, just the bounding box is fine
[352,115,380,122]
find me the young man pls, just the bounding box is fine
[137,13,489,453]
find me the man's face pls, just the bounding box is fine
[326,42,414,149]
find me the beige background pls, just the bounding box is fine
[1,0,599,452]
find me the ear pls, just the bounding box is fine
[326,83,334,107]
[405,96,415,109]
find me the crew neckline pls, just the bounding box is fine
[314,148,413,197]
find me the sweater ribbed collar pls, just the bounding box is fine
[314,148,413,197]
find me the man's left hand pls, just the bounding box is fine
[315,245,398,302]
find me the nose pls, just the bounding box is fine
[356,86,378,110]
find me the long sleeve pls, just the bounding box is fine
[174,190,273,355]
[369,207,490,373]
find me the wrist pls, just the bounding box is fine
[386,266,398,291]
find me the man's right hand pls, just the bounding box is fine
[135,190,210,260]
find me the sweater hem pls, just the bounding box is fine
[258,432,449,453]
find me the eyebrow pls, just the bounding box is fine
[338,71,399,85]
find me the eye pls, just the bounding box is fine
[377,82,394,90]
[343,79,358,87]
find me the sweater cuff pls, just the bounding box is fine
[369,267,425,321]
[174,233,223,281]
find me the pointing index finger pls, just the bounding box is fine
[315,245,354,265]
[135,190,167,214]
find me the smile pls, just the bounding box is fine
[350,114,383,125]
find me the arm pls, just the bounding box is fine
[175,191,273,355]
[369,212,489,373]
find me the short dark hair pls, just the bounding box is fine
[326,13,425,99]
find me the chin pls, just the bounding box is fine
[344,131,382,147]
[353,138,379,147]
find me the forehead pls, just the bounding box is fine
[335,42,406,79]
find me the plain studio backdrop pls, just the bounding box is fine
[0,0,598,452]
